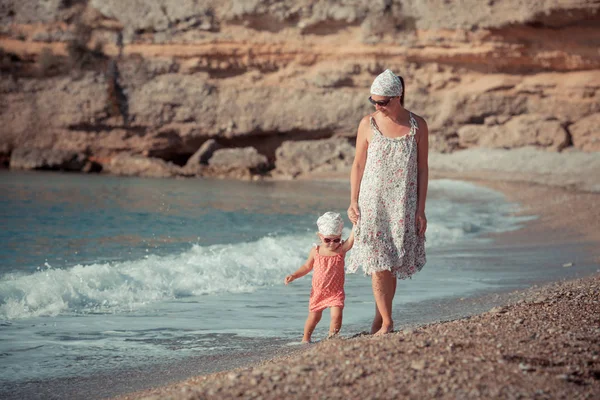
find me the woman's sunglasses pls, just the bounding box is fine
[369,96,394,107]
[323,238,341,243]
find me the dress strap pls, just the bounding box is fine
[409,112,419,136]
[369,116,382,137]
[371,114,417,138]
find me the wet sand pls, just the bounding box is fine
[115,175,600,400]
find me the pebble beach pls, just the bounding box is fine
[116,177,600,400]
[120,274,600,400]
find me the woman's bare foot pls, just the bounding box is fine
[370,319,382,334]
[373,323,393,336]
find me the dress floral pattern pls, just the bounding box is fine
[347,112,426,279]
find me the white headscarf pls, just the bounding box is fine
[317,212,344,236]
[370,69,403,97]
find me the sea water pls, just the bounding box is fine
[0,171,594,394]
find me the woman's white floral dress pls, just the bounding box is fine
[347,112,426,279]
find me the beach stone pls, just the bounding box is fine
[291,365,313,373]
[411,360,426,370]
[519,363,535,372]
[228,372,241,381]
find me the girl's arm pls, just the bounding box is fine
[348,116,371,224]
[285,248,316,285]
[341,225,356,253]
[415,117,429,236]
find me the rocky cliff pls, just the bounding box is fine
[1,0,599,178]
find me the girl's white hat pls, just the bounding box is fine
[370,69,403,97]
[317,212,344,236]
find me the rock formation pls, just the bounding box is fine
[1,0,599,178]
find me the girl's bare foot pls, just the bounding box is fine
[374,323,393,336]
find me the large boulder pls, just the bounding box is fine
[10,147,90,171]
[457,115,569,151]
[202,147,269,179]
[274,137,355,178]
[185,139,222,167]
[104,154,179,178]
[569,113,600,152]
[208,147,268,173]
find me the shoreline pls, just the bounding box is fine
[114,174,600,400]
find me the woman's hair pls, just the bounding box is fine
[397,75,405,106]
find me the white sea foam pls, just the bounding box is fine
[0,236,310,319]
[0,180,529,320]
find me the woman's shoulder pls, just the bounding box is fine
[359,112,381,129]
[359,113,376,126]
[407,110,428,127]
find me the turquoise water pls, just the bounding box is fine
[1,170,583,392]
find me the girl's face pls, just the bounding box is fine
[319,233,342,249]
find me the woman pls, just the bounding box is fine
[347,69,428,336]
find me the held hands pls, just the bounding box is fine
[347,202,360,224]
[415,210,427,237]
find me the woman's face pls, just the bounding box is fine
[369,95,398,114]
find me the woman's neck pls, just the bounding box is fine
[384,107,409,125]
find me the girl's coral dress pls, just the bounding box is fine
[309,245,345,312]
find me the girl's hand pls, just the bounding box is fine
[415,210,427,237]
[347,202,360,224]
[284,274,295,285]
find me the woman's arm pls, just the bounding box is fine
[284,248,316,284]
[415,117,429,236]
[348,116,371,224]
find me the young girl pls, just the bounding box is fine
[284,212,355,343]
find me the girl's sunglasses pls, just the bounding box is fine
[368,96,394,107]
[323,238,341,243]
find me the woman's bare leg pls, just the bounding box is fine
[328,307,343,337]
[302,311,322,343]
[371,270,396,335]
[370,304,382,334]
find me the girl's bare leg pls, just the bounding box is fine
[328,307,343,337]
[302,311,322,343]
[371,270,397,335]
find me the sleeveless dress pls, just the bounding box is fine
[347,112,426,279]
[309,245,345,312]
